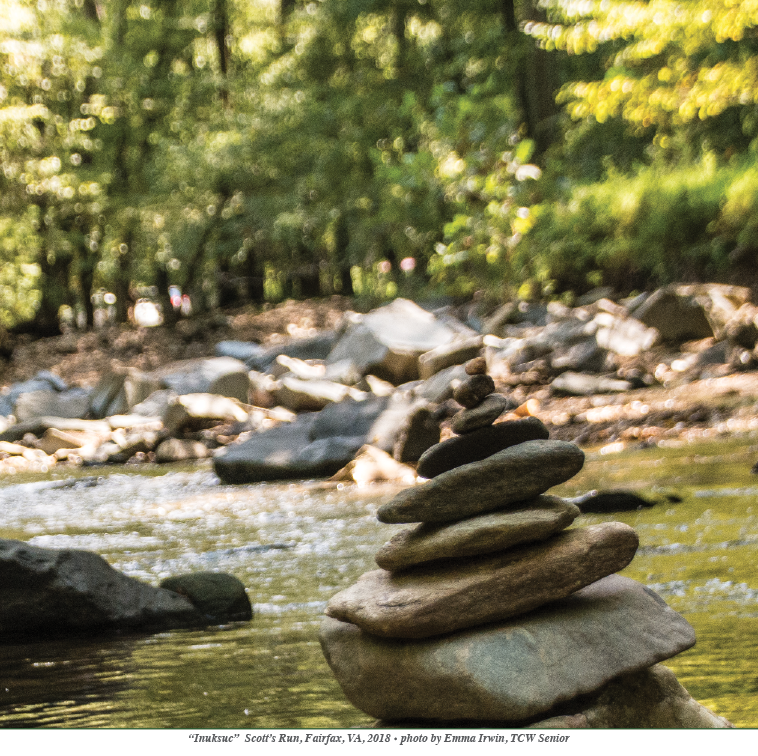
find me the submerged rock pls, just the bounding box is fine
[572,489,656,514]
[0,539,217,637]
[159,572,252,622]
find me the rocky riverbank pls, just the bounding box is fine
[0,285,757,478]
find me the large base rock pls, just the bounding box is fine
[530,664,732,729]
[320,575,696,723]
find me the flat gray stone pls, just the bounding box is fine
[632,287,714,343]
[320,574,695,723]
[14,389,91,422]
[326,521,638,638]
[380,439,584,524]
[213,417,365,483]
[375,495,580,571]
[152,357,251,403]
[450,394,510,434]
[416,417,550,479]
[551,372,633,397]
[418,336,484,381]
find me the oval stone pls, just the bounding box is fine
[379,438,584,524]
[450,393,511,435]
[374,495,581,571]
[452,373,495,409]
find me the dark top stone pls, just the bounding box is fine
[465,356,487,375]
[417,416,550,479]
[453,374,496,409]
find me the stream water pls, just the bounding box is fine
[0,434,757,729]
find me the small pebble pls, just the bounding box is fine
[465,356,487,375]
[453,374,495,409]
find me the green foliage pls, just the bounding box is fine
[3,0,758,332]
[514,156,758,294]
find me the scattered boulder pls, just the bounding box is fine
[162,393,249,435]
[594,313,659,357]
[326,299,472,384]
[213,416,364,483]
[151,357,251,403]
[270,376,362,412]
[14,388,91,422]
[0,538,235,636]
[154,438,212,463]
[551,372,634,397]
[331,445,417,485]
[632,287,714,343]
[244,331,338,372]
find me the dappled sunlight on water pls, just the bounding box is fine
[0,436,757,727]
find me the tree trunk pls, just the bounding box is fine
[244,246,265,303]
[504,0,559,156]
[32,246,72,336]
[155,265,178,327]
[79,262,95,330]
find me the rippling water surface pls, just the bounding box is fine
[0,435,757,728]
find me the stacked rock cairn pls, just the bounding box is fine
[319,357,717,726]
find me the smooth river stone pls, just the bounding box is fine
[452,373,495,409]
[450,394,510,435]
[319,574,695,723]
[416,417,549,480]
[374,495,581,571]
[326,521,638,638]
[379,438,584,524]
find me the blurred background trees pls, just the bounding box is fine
[2,0,758,333]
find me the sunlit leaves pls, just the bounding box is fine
[529,0,758,138]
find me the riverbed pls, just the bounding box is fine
[0,434,757,728]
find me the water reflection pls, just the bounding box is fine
[0,437,756,727]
